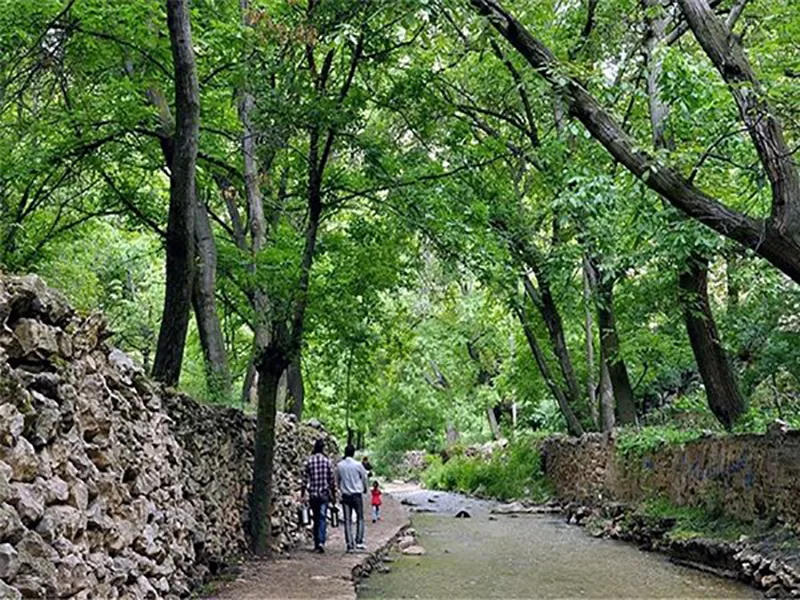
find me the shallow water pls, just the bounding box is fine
[360,490,760,599]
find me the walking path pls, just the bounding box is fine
[208,492,409,600]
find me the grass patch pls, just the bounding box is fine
[421,438,553,502]
[634,497,777,542]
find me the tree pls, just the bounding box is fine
[468,0,800,284]
[151,0,199,386]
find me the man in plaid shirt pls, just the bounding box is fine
[302,439,337,553]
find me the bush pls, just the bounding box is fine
[422,439,552,502]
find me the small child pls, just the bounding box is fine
[370,481,382,523]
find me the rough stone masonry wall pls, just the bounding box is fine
[0,274,333,600]
[541,430,800,523]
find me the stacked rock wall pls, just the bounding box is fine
[0,274,332,599]
[541,430,800,523]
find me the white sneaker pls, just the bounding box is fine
[356,543,367,551]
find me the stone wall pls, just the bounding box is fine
[0,274,333,599]
[541,429,800,523]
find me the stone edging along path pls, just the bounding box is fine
[206,493,410,600]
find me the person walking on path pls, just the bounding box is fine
[336,444,368,553]
[302,439,337,553]
[370,481,382,523]
[361,455,373,478]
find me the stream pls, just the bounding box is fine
[359,488,761,599]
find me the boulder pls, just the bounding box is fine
[35,505,85,542]
[0,438,38,482]
[0,404,24,446]
[13,319,60,358]
[0,503,24,544]
[0,580,21,600]
[9,482,44,525]
[0,542,19,580]
[401,545,427,556]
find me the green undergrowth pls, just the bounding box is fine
[421,438,553,502]
[614,426,708,459]
[633,497,779,542]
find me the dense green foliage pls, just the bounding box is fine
[1,0,799,479]
[422,439,553,502]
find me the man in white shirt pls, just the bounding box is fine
[336,444,368,553]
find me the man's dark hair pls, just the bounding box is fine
[313,439,325,454]
[345,444,356,458]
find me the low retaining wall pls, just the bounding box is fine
[541,430,800,523]
[0,274,331,599]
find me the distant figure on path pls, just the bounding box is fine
[337,444,368,553]
[303,439,337,553]
[371,481,382,523]
[361,455,373,478]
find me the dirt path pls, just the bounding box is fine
[207,493,409,600]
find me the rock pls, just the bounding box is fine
[397,536,416,550]
[27,392,60,447]
[488,515,497,521]
[0,543,19,580]
[0,404,24,446]
[0,462,12,503]
[37,475,69,505]
[0,502,24,544]
[15,531,58,597]
[491,502,528,515]
[0,580,21,600]
[13,318,60,358]
[455,510,471,518]
[0,438,38,482]
[10,482,45,525]
[36,505,85,542]
[401,545,427,556]
[56,553,92,597]
[68,479,89,511]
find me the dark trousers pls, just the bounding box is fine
[309,496,328,548]
[341,493,364,550]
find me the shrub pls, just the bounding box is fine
[422,439,552,502]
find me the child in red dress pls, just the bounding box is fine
[370,481,382,523]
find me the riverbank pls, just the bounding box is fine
[560,499,800,598]
[206,493,409,600]
[402,430,800,598]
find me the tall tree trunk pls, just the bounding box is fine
[514,305,584,436]
[642,0,744,431]
[726,249,740,313]
[285,356,304,419]
[249,355,284,554]
[599,353,616,432]
[152,0,199,386]
[487,407,501,440]
[582,255,599,429]
[241,357,257,406]
[524,267,582,405]
[595,275,637,425]
[192,198,232,400]
[678,255,747,429]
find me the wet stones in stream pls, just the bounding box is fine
[396,528,427,556]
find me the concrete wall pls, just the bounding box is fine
[541,430,800,523]
[0,274,330,599]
